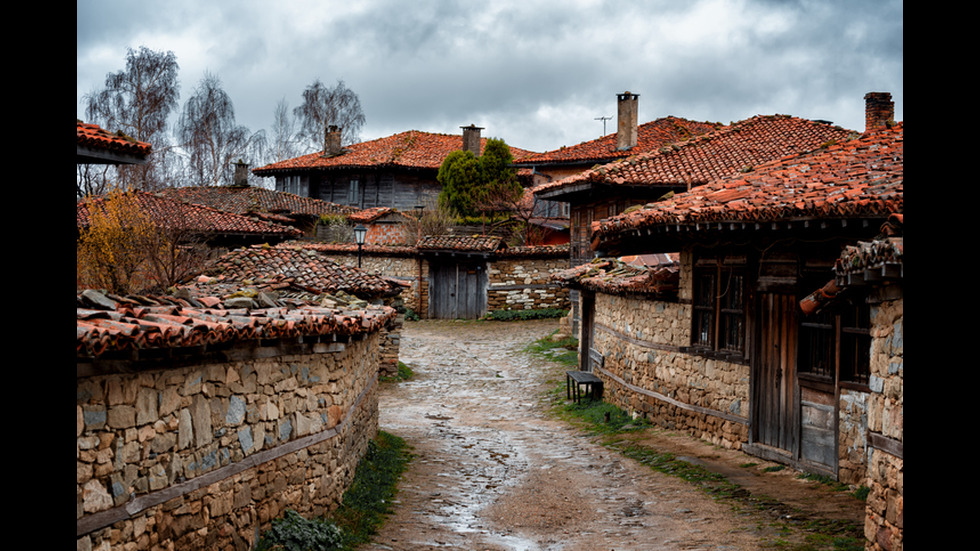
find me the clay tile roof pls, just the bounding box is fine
[348,207,413,224]
[76,289,396,360]
[517,116,722,166]
[536,115,856,198]
[77,120,152,163]
[416,235,506,252]
[76,190,303,238]
[199,243,405,298]
[496,243,570,258]
[158,186,356,220]
[591,123,903,250]
[252,130,537,175]
[552,257,679,298]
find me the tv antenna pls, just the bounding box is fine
[594,116,612,136]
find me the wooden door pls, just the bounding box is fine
[751,292,799,455]
[428,261,487,319]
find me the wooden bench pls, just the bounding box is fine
[566,370,604,403]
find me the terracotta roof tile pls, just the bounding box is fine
[416,235,506,252]
[199,243,405,298]
[77,120,152,158]
[552,257,679,297]
[300,242,419,257]
[76,190,303,238]
[76,289,396,359]
[253,130,536,175]
[516,117,722,166]
[496,243,569,258]
[591,123,903,249]
[536,115,856,197]
[158,186,356,219]
[348,207,414,224]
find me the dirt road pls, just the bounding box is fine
[362,319,864,551]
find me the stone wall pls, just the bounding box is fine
[76,333,382,551]
[864,296,903,551]
[486,257,571,312]
[589,291,750,449]
[320,251,424,316]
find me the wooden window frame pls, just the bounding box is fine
[798,298,871,389]
[691,257,746,357]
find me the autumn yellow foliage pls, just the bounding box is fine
[76,189,169,294]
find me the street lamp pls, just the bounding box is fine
[354,224,367,268]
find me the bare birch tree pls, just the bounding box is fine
[177,72,264,186]
[82,46,180,192]
[294,79,366,152]
[271,98,300,162]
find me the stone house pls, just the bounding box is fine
[252,125,535,212]
[531,101,856,266]
[158,184,357,237]
[514,92,722,264]
[559,105,902,548]
[76,289,397,550]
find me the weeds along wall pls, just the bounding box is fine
[76,332,382,551]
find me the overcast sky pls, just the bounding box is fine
[77,0,902,154]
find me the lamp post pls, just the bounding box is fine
[354,224,367,268]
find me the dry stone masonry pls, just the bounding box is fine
[76,292,392,550]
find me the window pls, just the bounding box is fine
[839,302,871,384]
[348,179,360,205]
[692,258,746,355]
[799,297,870,385]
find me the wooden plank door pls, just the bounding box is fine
[752,292,799,455]
[428,261,487,319]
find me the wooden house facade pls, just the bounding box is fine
[565,105,901,496]
[253,125,534,212]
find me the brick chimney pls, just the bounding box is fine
[616,91,639,150]
[461,124,484,156]
[864,92,894,132]
[324,125,342,156]
[233,160,249,187]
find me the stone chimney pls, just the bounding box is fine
[864,92,894,132]
[324,125,343,156]
[233,160,249,187]
[461,124,484,157]
[616,91,639,150]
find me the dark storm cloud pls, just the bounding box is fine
[77,0,902,153]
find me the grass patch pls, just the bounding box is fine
[482,308,568,321]
[332,431,413,549]
[380,361,414,383]
[256,431,413,551]
[523,330,579,367]
[540,365,865,550]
